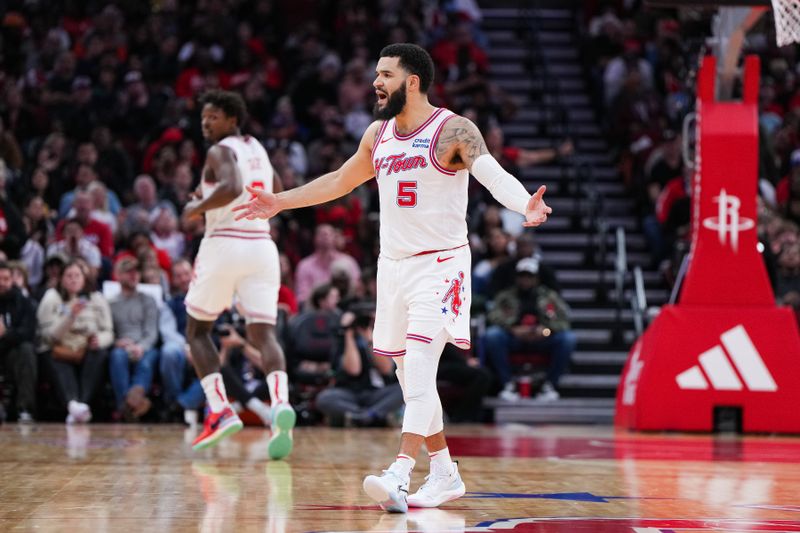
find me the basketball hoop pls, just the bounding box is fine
[771,0,800,46]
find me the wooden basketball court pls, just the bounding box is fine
[1,424,799,532]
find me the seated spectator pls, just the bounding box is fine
[641,130,683,264]
[286,283,341,385]
[432,22,489,94]
[114,231,172,279]
[87,181,118,235]
[56,191,115,258]
[120,174,177,236]
[20,215,45,291]
[25,167,59,212]
[489,232,559,294]
[141,262,170,298]
[316,307,403,427]
[155,288,192,423]
[47,219,102,279]
[168,259,192,333]
[645,130,683,203]
[58,164,121,219]
[150,207,185,262]
[23,195,54,249]
[108,258,159,420]
[331,262,358,311]
[0,261,37,422]
[9,260,32,298]
[482,258,576,401]
[34,254,67,301]
[161,161,195,212]
[294,224,360,305]
[37,260,113,423]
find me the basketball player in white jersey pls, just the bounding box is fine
[182,90,295,459]
[234,44,551,510]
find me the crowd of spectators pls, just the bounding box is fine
[582,1,800,315]
[0,0,577,426]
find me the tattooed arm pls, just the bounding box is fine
[435,115,552,226]
[434,116,489,171]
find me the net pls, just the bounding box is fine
[771,0,800,46]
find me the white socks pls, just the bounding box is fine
[201,372,230,413]
[429,447,453,474]
[267,370,289,405]
[391,454,415,479]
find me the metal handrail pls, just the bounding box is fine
[631,266,648,336]
[613,226,629,341]
[669,253,691,305]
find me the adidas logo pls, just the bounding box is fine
[675,325,778,392]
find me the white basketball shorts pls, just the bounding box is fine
[373,244,472,357]
[185,236,279,324]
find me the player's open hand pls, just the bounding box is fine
[233,186,281,220]
[523,185,552,227]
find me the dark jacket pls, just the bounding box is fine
[488,285,571,332]
[0,286,37,352]
[331,332,393,392]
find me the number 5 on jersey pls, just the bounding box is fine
[250,180,265,200]
[397,181,417,208]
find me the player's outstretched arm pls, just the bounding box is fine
[436,116,552,227]
[184,145,243,220]
[234,122,381,221]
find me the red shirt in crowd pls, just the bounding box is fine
[55,218,114,258]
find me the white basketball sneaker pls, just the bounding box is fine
[407,461,465,508]
[363,463,410,513]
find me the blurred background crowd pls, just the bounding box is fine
[0,0,529,427]
[0,0,798,427]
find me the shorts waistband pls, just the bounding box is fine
[411,243,469,257]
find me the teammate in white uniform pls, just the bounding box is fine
[182,90,295,459]
[234,45,551,510]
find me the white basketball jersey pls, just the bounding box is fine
[203,135,274,238]
[371,108,469,260]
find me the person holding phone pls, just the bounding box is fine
[36,260,113,423]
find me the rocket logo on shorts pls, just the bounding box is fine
[442,271,465,317]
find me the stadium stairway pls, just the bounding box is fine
[478,4,669,424]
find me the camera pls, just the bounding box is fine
[350,302,376,330]
[213,317,245,338]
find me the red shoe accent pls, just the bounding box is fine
[192,407,243,451]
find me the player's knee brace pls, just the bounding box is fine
[401,349,441,436]
[395,365,408,403]
[427,397,444,436]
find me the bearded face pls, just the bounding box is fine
[373,80,408,120]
